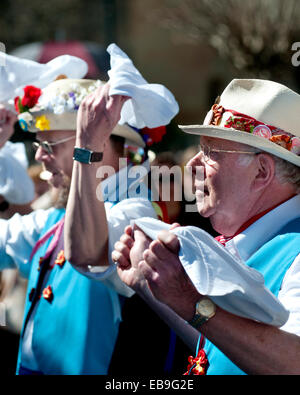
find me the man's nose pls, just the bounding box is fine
[186,152,205,171]
[35,145,51,163]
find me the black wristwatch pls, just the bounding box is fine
[73,147,103,164]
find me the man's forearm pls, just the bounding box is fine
[196,305,300,375]
[64,160,109,267]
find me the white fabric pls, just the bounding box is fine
[107,43,179,129]
[133,216,290,327]
[0,208,52,277]
[0,53,88,106]
[0,142,34,204]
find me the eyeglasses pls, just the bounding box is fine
[199,143,260,163]
[32,136,76,155]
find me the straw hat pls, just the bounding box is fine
[180,79,300,167]
[16,78,146,147]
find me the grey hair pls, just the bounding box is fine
[236,147,300,193]
[272,155,300,193]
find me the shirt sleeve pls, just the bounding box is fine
[0,209,51,278]
[77,198,157,297]
[278,253,300,336]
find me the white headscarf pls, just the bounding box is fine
[0,142,34,204]
[133,217,289,327]
[107,43,179,128]
[0,53,88,107]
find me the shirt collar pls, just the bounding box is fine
[229,194,300,262]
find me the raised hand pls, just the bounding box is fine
[76,83,129,151]
[112,224,152,292]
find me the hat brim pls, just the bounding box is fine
[180,124,300,167]
[18,110,146,147]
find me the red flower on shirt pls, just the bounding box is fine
[42,286,54,302]
[55,250,66,267]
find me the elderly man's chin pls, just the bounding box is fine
[48,173,71,209]
[195,190,211,217]
[47,173,62,189]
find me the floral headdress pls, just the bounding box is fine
[15,78,167,149]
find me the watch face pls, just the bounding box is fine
[73,148,92,164]
[196,298,215,317]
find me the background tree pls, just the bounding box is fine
[151,0,300,88]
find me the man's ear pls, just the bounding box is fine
[252,153,276,192]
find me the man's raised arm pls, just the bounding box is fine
[64,83,128,267]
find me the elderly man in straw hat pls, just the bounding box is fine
[0,74,173,374]
[113,79,300,375]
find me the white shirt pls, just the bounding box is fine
[226,194,300,336]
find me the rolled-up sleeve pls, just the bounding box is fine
[0,209,51,278]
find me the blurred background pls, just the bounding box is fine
[1,0,300,155]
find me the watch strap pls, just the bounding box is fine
[73,147,103,164]
[188,314,209,329]
[90,151,103,162]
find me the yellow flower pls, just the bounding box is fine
[35,115,50,131]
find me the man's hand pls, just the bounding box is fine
[139,230,201,321]
[112,225,152,291]
[112,223,181,291]
[76,83,129,151]
[0,105,17,148]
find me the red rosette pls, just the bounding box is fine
[54,250,66,267]
[42,285,54,302]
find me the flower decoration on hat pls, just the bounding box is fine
[208,104,300,155]
[35,115,50,131]
[15,79,104,132]
[211,104,225,126]
[14,85,42,114]
[38,80,102,115]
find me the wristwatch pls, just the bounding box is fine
[188,297,216,329]
[73,147,103,164]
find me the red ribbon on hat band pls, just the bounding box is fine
[210,104,300,155]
